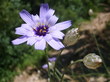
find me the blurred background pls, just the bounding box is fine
[0,0,110,82]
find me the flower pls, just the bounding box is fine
[48,57,56,62]
[12,3,71,50]
[42,57,56,69]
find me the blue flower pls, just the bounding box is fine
[42,57,56,69]
[12,3,71,50]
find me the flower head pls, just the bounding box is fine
[64,28,79,46]
[12,3,71,50]
[83,53,102,69]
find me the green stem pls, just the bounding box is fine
[55,68,64,82]
[60,73,64,82]
[52,69,61,81]
[53,49,63,80]
[69,59,83,67]
[93,34,110,75]
[45,49,51,79]
[55,49,64,67]
[61,59,83,82]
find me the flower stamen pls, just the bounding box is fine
[39,29,42,33]
[34,25,49,36]
[43,30,46,32]
[44,27,46,29]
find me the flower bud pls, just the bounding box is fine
[83,53,102,69]
[64,28,79,46]
[88,9,94,16]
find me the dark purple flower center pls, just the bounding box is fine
[33,25,49,36]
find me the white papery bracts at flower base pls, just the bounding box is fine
[83,53,102,69]
[64,28,79,46]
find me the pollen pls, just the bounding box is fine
[43,27,46,29]
[39,29,42,33]
[37,22,41,26]
[42,24,45,25]
[34,25,49,36]
[43,30,46,32]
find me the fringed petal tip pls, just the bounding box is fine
[40,3,49,9]
[19,9,34,25]
[40,3,49,18]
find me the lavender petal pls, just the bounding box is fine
[40,3,49,18]
[34,39,46,50]
[54,20,71,31]
[15,27,34,36]
[47,38,64,50]
[32,14,40,22]
[19,10,34,25]
[48,57,56,62]
[12,36,28,45]
[21,24,33,32]
[42,64,48,69]
[48,15,58,26]
[27,37,37,45]
[45,9,55,20]
[44,34,52,41]
[50,31,64,39]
